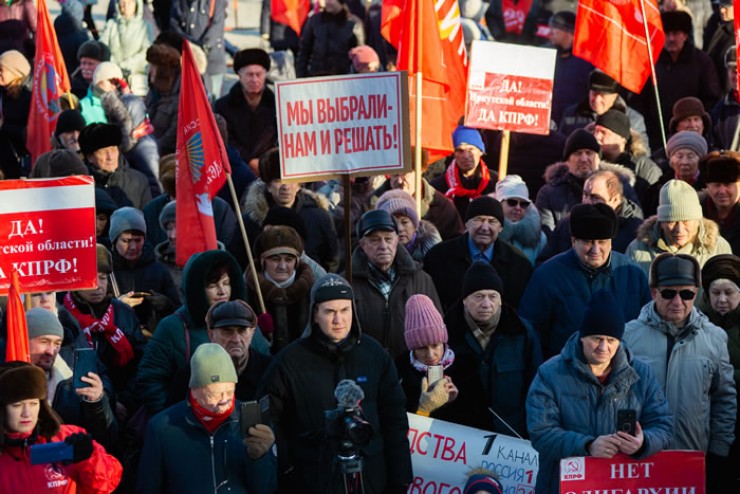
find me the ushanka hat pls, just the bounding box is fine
[569,203,618,240]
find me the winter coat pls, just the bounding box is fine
[444,302,542,435]
[623,303,736,455]
[0,0,36,57]
[214,84,277,163]
[237,180,339,272]
[259,0,300,52]
[99,0,153,96]
[170,0,227,75]
[87,156,153,210]
[54,11,89,76]
[79,86,108,125]
[349,244,442,359]
[259,277,413,493]
[295,8,365,77]
[705,20,735,93]
[145,75,180,155]
[625,216,734,275]
[498,204,548,267]
[0,424,122,494]
[526,332,674,494]
[518,249,650,359]
[154,240,183,289]
[405,220,442,263]
[429,161,498,220]
[424,233,533,312]
[710,89,740,151]
[550,50,592,126]
[137,400,276,493]
[702,196,740,256]
[0,85,30,179]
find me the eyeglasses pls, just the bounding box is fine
[659,289,696,301]
[504,198,531,208]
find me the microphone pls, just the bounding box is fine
[334,379,365,409]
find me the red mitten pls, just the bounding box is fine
[257,312,274,337]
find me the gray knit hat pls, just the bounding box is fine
[159,200,176,232]
[189,343,238,388]
[26,308,64,340]
[665,131,707,159]
[376,189,420,229]
[656,180,703,222]
[109,206,146,242]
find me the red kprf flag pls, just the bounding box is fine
[271,0,310,36]
[573,0,665,94]
[175,40,231,267]
[26,0,71,165]
[5,270,30,363]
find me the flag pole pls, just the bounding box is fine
[639,0,667,151]
[413,0,423,217]
[498,130,510,179]
[225,174,266,314]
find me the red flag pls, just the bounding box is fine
[26,0,71,165]
[5,270,30,363]
[271,0,310,36]
[175,40,231,267]
[382,0,468,158]
[573,0,664,94]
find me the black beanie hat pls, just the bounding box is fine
[548,11,575,33]
[79,123,122,156]
[465,196,504,225]
[570,203,618,240]
[701,254,740,293]
[55,109,86,136]
[595,109,631,140]
[579,289,625,340]
[661,11,692,35]
[462,261,503,299]
[77,40,111,62]
[233,48,271,74]
[563,129,600,160]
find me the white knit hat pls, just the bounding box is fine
[656,180,703,222]
[93,61,123,85]
[495,174,530,201]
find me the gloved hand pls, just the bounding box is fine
[64,433,94,463]
[417,376,449,414]
[244,423,275,459]
[257,312,274,338]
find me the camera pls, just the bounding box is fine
[324,405,373,448]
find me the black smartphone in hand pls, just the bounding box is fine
[73,348,96,389]
[616,409,637,436]
[240,401,261,438]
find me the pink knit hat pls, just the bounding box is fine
[404,295,447,350]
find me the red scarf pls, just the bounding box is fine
[502,0,533,35]
[189,391,235,434]
[445,159,492,199]
[63,293,134,367]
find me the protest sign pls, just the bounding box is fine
[407,413,538,494]
[0,176,97,295]
[275,72,411,182]
[465,41,556,135]
[560,450,704,494]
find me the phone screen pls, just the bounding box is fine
[240,401,261,437]
[616,409,637,436]
[427,365,444,385]
[73,348,96,389]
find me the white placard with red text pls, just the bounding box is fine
[560,450,704,493]
[407,413,538,494]
[465,41,556,135]
[275,72,410,182]
[0,176,97,294]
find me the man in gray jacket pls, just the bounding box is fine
[623,253,737,494]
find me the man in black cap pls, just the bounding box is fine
[350,209,441,359]
[215,48,277,170]
[71,40,111,98]
[518,203,650,358]
[701,150,740,254]
[52,109,87,154]
[425,196,533,311]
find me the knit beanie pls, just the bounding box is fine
[462,261,503,299]
[109,206,146,242]
[465,196,504,225]
[452,126,485,153]
[579,289,625,339]
[92,61,123,85]
[548,10,575,33]
[26,307,64,340]
[96,243,112,274]
[495,174,529,201]
[569,203,618,240]
[404,294,447,350]
[656,180,703,222]
[55,109,86,136]
[0,50,31,81]
[233,48,271,74]
[189,343,238,388]
[376,189,420,229]
[95,187,118,217]
[159,200,176,232]
[668,96,710,134]
[0,363,47,405]
[563,128,601,160]
[31,149,88,178]
[665,130,707,159]
[463,469,503,494]
[349,45,380,73]
[589,70,618,93]
[79,123,122,156]
[700,254,740,293]
[77,40,111,62]
[312,273,354,304]
[649,253,701,287]
[595,109,631,140]
[700,151,740,184]
[255,225,304,260]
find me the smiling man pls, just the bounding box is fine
[701,151,740,254]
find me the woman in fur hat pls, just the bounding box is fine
[0,361,123,492]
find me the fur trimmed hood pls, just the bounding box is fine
[543,161,636,187]
[241,180,331,226]
[499,203,543,248]
[634,216,722,254]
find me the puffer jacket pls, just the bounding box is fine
[625,216,734,275]
[623,303,736,455]
[498,204,547,267]
[526,332,674,494]
[295,7,365,77]
[87,155,153,210]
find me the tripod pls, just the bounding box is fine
[336,441,365,494]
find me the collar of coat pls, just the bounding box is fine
[240,179,331,226]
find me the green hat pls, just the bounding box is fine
[189,343,238,388]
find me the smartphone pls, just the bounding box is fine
[240,401,261,437]
[73,348,96,389]
[616,409,637,436]
[30,442,74,464]
[130,292,151,298]
[427,365,444,386]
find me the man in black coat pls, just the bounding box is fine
[424,196,532,312]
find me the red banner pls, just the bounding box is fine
[560,450,704,493]
[5,270,31,363]
[271,0,310,36]
[175,40,230,267]
[26,0,71,165]
[0,176,96,295]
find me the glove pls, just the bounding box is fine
[244,423,275,459]
[417,376,449,414]
[258,312,274,338]
[64,432,94,463]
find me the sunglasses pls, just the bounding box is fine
[505,198,531,208]
[659,289,696,301]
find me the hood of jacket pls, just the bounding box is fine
[304,273,362,351]
[560,331,639,386]
[635,216,722,254]
[499,203,543,248]
[180,250,246,324]
[113,0,145,21]
[241,180,331,226]
[635,302,710,340]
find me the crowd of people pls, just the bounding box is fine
[0,0,739,493]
